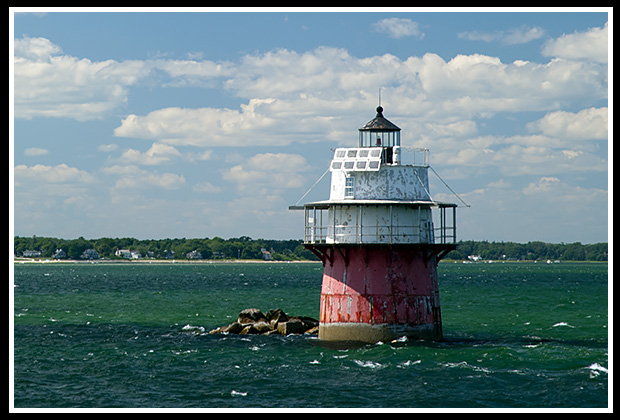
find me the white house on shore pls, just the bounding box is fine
[115,249,140,259]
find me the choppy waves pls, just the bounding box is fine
[13,262,608,408]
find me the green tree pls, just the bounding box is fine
[67,237,92,259]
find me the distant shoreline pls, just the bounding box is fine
[12,257,319,264]
[13,257,606,264]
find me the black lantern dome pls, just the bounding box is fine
[358,106,401,148]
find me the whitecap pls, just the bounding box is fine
[309,359,320,364]
[443,361,490,374]
[181,324,205,333]
[552,322,575,328]
[231,390,247,397]
[397,359,421,368]
[353,360,383,369]
[444,361,468,369]
[587,363,608,373]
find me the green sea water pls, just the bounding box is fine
[12,261,608,409]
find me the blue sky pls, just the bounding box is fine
[11,8,610,243]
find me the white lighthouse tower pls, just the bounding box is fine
[299,106,457,343]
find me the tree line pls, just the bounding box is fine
[13,236,317,261]
[13,236,607,262]
[445,240,608,262]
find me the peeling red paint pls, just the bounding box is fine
[316,245,444,340]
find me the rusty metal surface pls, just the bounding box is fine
[317,246,443,341]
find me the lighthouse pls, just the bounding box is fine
[299,106,457,343]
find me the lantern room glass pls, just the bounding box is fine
[359,130,400,148]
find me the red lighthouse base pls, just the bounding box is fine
[308,245,453,343]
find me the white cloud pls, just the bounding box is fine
[411,53,606,112]
[373,18,424,39]
[14,163,94,184]
[102,164,186,190]
[522,176,560,195]
[192,181,222,193]
[222,152,310,194]
[151,58,233,87]
[119,143,182,165]
[14,36,61,60]
[428,104,608,178]
[24,147,49,156]
[526,107,608,140]
[109,46,606,149]
[14,37,150,121]
[13,36,230,121]
[97,144,118,152]
[542,22,608,63]
[14,36,608,144]
[458,25,545,45]
[13,164,97,228]
[453,176,607,243]
[114,100,293,147]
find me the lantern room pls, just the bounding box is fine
[358,106,401,148]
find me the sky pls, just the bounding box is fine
[10,8,611,243]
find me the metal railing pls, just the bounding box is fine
[303,203,456,245]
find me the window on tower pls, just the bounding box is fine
[344,176,355,198]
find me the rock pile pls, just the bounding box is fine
[209,308,319,336]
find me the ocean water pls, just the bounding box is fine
[12,261,608,409]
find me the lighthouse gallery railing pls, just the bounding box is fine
[303,202,456,245]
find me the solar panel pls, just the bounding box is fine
[330,147,382,172]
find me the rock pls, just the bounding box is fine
[223,321,243,334]
[238,308,266,324]
[295,316,319,330]
[265,308,289,323]
[305,326,319,335]
[208,326,222,334]
[211,308,319,337]
[253,320,272,334]
[240,325,258,334]
[277,319,306,335]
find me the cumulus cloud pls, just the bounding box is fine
[14,163,94,184]
[222,152,311,194]
[458,25,545,45]
[14,36,62,60]
[454,175,607,242]
[12,21,610,242]
[411,53,606,111]
[119,143,182,166]
[522,176,560,195]
[192,181,222,193]
[373,18,424,39]
[14,37,150,121]
[526,107,608,140]
[428,103,608,179]
[13,36,231,121]
[24,147,49,156]
[13,163,97,218]
[102,164,186,190]
[114,100,297,147]
[108,46,607,150]
[14,34,608,145]
[542,22,608,63]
